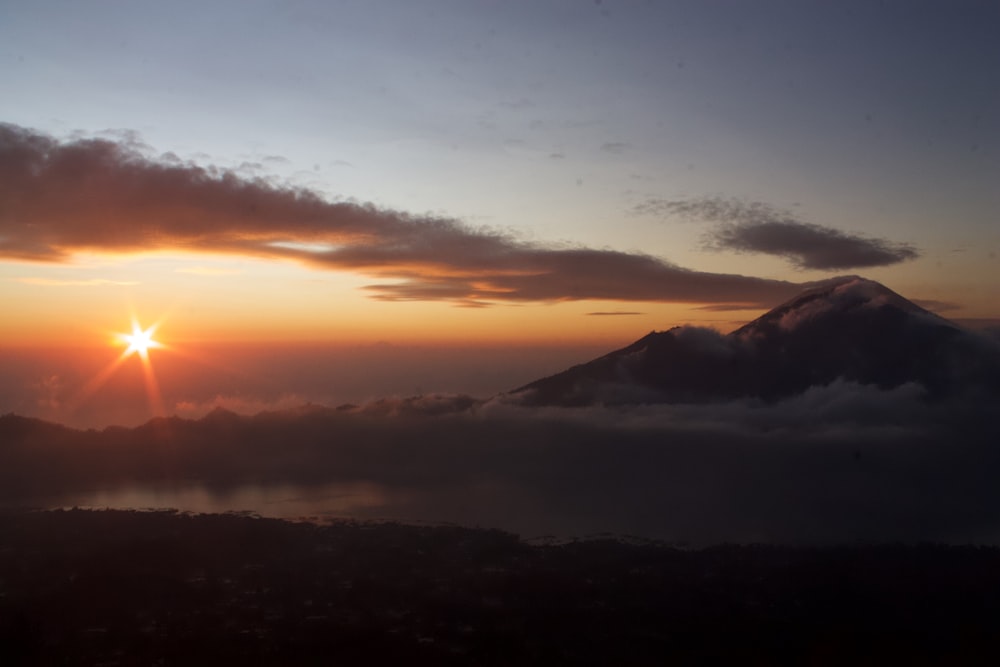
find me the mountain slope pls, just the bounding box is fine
[512,277,1000,406]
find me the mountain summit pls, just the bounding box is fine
[512,277,1000,406]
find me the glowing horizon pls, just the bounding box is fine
[1,1,996,428]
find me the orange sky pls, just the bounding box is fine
[0,246,759,349]
[1,124,996,428]
[3,123,996,355]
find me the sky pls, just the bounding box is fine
[1,0,998,427]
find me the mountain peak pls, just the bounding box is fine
[512,277,997,406]
[731,276,944,339]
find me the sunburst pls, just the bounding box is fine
[119,318,165,415]
[123,321,160,359]
[70,317,168,419]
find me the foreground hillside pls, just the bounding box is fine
[3,510,1000,665]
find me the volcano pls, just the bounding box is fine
[512,277,1000,406]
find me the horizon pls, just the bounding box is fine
[4,5,1000,657]
[3,1,998,428]
[2,275,997,429]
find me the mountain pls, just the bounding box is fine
[511,276,1000,406]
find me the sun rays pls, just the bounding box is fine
[121,319,165,416]
[70,317,168,418]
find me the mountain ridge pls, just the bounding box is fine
[512,276,1000,406]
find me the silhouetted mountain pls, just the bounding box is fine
[0,413,71,441]
[513,276,1000,406]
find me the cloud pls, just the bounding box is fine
[0,124,803,307]
[692,303,766,312]
[709,221,920,270]
[585,311,643,316]
[628,197,678,219]
[1,388,998,545]
[634,196,919,270]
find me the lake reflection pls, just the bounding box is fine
[14,482,406,523]
[8,480,611,540]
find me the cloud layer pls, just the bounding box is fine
[2,388,998,546]
[0,124,801,306]
[638,196,919,270]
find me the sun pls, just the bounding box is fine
[123,321,161,359]
[71,317,169,419]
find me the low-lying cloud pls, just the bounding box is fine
[0,124,802,307]
[637,196,919,270]
[1,387,997,546]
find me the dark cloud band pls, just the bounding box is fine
[636,196,919,270]
[0,124,802,307]
[710,220,920,270]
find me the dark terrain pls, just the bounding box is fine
[3,509,1000,665]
